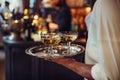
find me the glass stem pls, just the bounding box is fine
[50,45,53,55]
[68,42,71,47]
[67,42,71,55]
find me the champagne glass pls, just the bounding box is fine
[62,31,78,55]
[62,31,78,45]
[41,33,50,53]
[41,32,61,56]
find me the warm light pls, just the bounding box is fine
[39,17,44,22]
[21,18,24,22]
[14,20,19,23]
[23,15,29,19]
[33,19,38,24]
[4,12,9,19]
[85,7,91,14]
[42,26,48,34]
[34,15,39,20]
[24,9,29,15]
[42,30,47,34]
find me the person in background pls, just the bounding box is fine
[45,0,120,80]
[39,0,72,32]
[39,0,53,18]
[1,1,11,20]
[0,4,2,12]
[0,14,4,25]
[0,4,4,23]
[0,4,5,28]
[0,4,4,22]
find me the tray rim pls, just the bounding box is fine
[25,44,85,58]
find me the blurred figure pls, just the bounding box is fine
[39,0,54,18]
[0,14,4,25]
[0,4,5,32]
[0,4,4,24]
[12,7,23,20]
[0,3,2,12]
[39,0,72,32]
[0,4,4,22]
[1,1,12,20]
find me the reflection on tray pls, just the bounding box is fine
[25,44,85,58]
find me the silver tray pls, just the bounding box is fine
[25,44,85,58]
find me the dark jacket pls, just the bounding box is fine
[51,6,71,31]
[39,6,71,31]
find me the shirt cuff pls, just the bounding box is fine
[91,63,108,80]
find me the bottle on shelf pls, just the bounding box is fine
[21,8,33,41]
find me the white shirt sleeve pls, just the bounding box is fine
[91,64,108,80]
[85,0,120,80]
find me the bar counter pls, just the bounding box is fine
[3,36,86,80]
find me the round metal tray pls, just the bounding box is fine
[25,44,85,58]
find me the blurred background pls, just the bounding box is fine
[0,0,94,80]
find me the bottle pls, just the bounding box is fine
[22,16,33,41]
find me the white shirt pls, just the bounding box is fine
[85,0,120,80]
[1,6,11,19]
[0,6,2,12]
[0,15,4,24]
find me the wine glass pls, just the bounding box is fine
[41,32,61,56]
[62,31,78,55]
